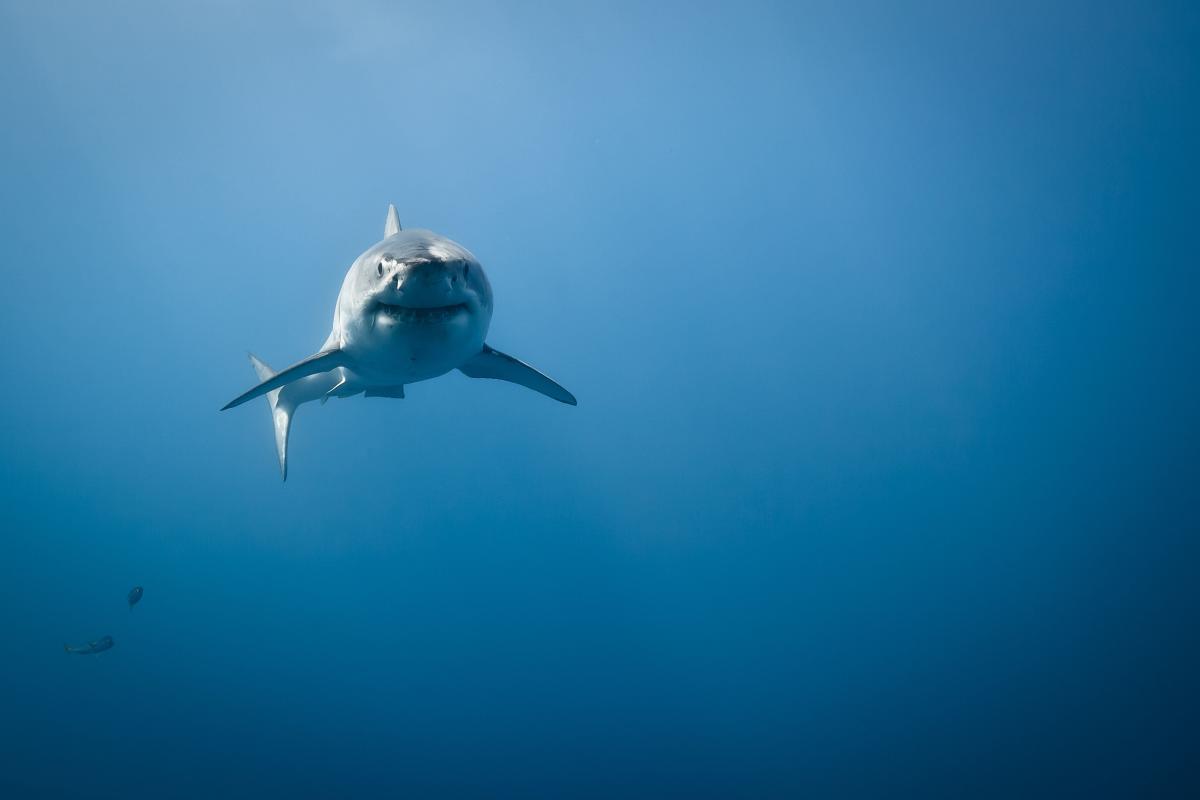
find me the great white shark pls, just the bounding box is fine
[222,205,576,479]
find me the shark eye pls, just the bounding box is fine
[377,261,384,277]
[463,263,470,279]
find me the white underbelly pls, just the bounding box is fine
[347,314,486,385]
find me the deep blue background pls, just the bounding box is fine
[2,1,1198,796]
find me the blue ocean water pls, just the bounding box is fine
[1,1,1197,796]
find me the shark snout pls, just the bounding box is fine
[397,270,451,295]
[388,260,462,307]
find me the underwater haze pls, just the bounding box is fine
[2,1,1198,796]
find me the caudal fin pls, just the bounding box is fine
[248,354,296,481]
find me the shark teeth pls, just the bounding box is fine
[377,302,466,323]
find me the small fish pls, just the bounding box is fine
[127,586,144,609]
[64,636,114,655]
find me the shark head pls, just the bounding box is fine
[368,244,490,333]
[337,224,493,380]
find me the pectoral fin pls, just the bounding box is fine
[459,344,577,405]
[222,349,349,411]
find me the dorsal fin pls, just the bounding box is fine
[384,204,401,237]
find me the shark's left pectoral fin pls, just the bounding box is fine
[459,344,577,405]
[222,349,349,411]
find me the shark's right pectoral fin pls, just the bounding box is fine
[222,349,348,411]
[458,344,577,405]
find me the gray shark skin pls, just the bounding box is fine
[64,636,114,655]
[223,205,576,479]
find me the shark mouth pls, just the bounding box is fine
[376,301,467,323]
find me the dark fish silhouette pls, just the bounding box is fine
[64,636,114,655]
[127,586,144,609]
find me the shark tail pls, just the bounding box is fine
[248,353,296,481]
